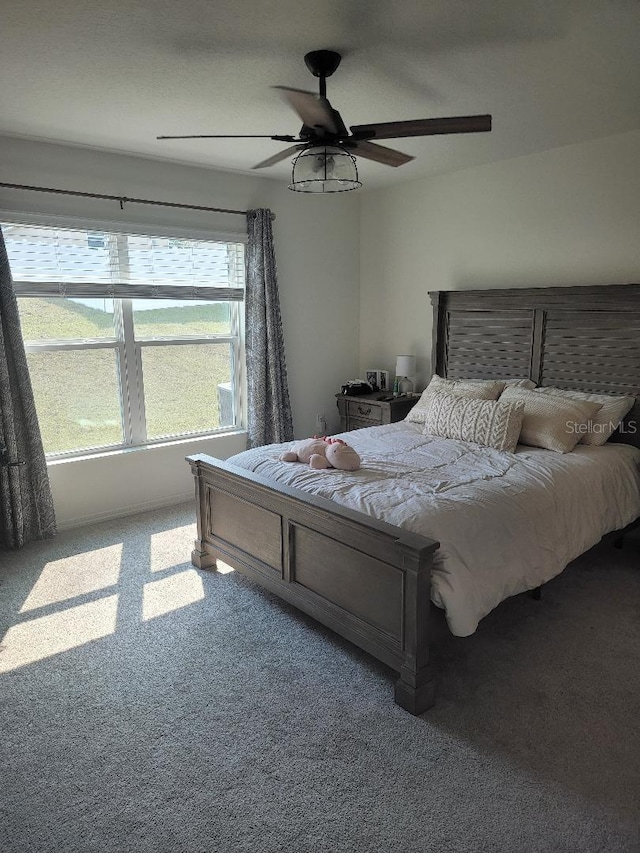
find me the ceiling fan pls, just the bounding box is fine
[157,50,491,189]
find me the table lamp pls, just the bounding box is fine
[395,355,416,395]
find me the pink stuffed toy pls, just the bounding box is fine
[280,436,361,471]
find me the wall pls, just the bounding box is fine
[359,130,640,389]
[0,137,360,528]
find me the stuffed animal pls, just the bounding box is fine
[280,436,361,471]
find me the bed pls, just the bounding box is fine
[187,283,640,714]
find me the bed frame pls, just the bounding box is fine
[187,283,640,714]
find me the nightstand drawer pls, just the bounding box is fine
[346,399,383,423]
[347,416,379,431]
[336,392,416,433]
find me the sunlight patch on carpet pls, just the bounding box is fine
[20,544,123,613]
[150,524,196,572]
[0,595,118,673]
[142,569,204,621]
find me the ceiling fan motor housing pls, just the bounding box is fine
[304,50,342,79]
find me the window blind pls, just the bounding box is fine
[3,223,245,301]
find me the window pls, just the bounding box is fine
[3,222,245,457]
[86,233,106,249]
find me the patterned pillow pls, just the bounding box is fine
[500,386,603,453]
[532,387,636,446]
[425,393,525,453]
[406,375,505,424]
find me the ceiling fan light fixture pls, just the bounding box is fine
[288,145,361,193]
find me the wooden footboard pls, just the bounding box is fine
[187,453,440,714]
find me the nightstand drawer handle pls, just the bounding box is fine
[358,406,372,416]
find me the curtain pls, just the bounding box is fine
[245,209,294,448]
[0,227,56,548]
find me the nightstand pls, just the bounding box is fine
[335,392,417,432]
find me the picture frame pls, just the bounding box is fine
[365,369,378,389]
[365,369,389,392]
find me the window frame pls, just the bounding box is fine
[4,213,247,459]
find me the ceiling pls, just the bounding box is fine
[2,0,639,189]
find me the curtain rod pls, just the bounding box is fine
[0,181,274,219]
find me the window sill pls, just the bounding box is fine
[46,429,247,466]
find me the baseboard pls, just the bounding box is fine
[56,492,194,532]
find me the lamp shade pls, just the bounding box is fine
[395,355,416,377]
[289,145,361,193]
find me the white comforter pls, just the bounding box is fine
[227,423,640,636]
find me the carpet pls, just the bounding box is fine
[1,503,639,853]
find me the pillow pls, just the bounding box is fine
[532,387,636,447]
[406,375,505,424]
[425,393,525,453]
[500,386,602,453]
[504,378,537,390]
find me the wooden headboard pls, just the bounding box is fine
[430,284,640,449]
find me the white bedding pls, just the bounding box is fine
[227,423,640,637]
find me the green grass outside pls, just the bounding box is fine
[20,298,235,454]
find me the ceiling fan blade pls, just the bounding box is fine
[350,115,492,140]
[156,134,297,141]
[351,141,414,167]
[273,87,342,136]
[252,145,306,169]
